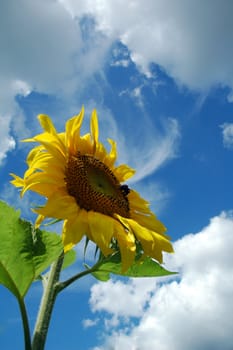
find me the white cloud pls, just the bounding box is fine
[220,123,233,149]
[0,115,16,162]
[88,211,233,350]
[0,0,112,162]
[5,0,227,186]
[0,0,78,161]
[110,59,130,68]
[128,117,180,183]
[90,278,156,319]
[0,0,82,94]
[1,0,180,174]
[82,318,99,329]
[61,0,233,92]
[0,79,31,163]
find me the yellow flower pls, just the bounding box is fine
[11,107,173,271]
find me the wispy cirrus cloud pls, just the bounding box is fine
[127,117,180,183]
[0,0,111,162]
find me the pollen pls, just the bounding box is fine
[65,153,130,218]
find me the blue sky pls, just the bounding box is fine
[1,1,233,349]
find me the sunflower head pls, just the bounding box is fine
[11,107,173,271]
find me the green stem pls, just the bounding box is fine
[57,261,102,293]
[32,253,64,350]
[18,297,32,350]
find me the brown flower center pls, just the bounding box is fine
[65,154,130,218]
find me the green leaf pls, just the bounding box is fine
[0,200,63,298]
[92,252,177,281]
[32,230,63,279]
[62,249,77,270]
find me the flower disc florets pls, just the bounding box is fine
[65,153,130,218]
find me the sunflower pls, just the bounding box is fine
[11,107,173,271]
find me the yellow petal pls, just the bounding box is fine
[151,230,174,253]
[35,214,45,228]
[104,139,117,167]
[26,145,44,165]
[127,219,173,263]
[10,174,24,188]
[129,189,169,237]
[25,155,65,178]
[37,115,67,158]
[22,137,38,143]
[62,209,88,252]
[88,211,113,256]
[78,134,93,155]
[34,133,66,160]
[131,211,167,237]
[113,164,136,182]
[90,109,99,153]
[38,114,57,135]
[35,191,78,219]
[58,132,65,144]
[113,219,136,272]
[128,189,150,210]
[21,171,64,197]
[65,106,85,154]
[27,182,59,197]
[95,141,108,162]
[25,152,56,176]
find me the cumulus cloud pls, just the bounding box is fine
[82,318,99,329]
[0,0,82,93]
[88,211,233,350]
[61,0,233,93]
[0,115,16,162]
[0,0,112,162]
[220,123,233,149]
[0,0,77,161]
